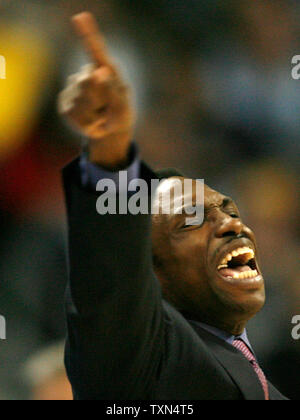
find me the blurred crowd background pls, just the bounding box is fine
[0,0,299,400]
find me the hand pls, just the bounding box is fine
[58,12,135,168]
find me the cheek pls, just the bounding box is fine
[169,235,208,279]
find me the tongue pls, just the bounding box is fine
[219,265,251,278]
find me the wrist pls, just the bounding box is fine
[88,131,133,171]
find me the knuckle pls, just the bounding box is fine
[66,74,77,86]
[60,101,76,116]
[93,67,115,85]
[81,63,96,74]
[57,92,71,115]
[77,72,94,88]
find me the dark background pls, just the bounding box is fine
[0,0,299,400]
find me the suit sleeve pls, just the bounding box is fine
[63,158,164,400]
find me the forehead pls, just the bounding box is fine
[155,177,227,207]
[203,184,226,206]
[152,177,238,226]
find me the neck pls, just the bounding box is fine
[181,310,248,336]
[207,320,246,337]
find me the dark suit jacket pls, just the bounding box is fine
[63,158,287,400]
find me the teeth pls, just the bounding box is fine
[219,247,255,267]
[217,264,228,270]
[233,270,258,280]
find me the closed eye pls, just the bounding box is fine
[181,215,205,229]
[178,205,205,229]
[230,213,239,218]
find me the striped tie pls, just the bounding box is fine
[233,339,269,400]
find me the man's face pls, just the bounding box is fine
[152,177,266,334]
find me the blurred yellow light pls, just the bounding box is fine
[0,23,53,160]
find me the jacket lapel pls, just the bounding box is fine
[190,322,266,400]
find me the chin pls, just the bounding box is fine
[208,266,266,317]
[220,286,266,319]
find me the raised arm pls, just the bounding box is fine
[58,13,164,399]
[58,12,135,170]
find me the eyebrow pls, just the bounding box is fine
[221,197,235,208]
[204,196,235,211]
[173,196,235,217]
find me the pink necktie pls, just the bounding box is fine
[233,339,269,400]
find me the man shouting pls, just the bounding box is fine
[59,12,287,400]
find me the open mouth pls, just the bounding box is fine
[217,246,259,281]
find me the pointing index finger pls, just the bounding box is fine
[72,12,114,70]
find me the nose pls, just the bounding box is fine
[215,213,244,238]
